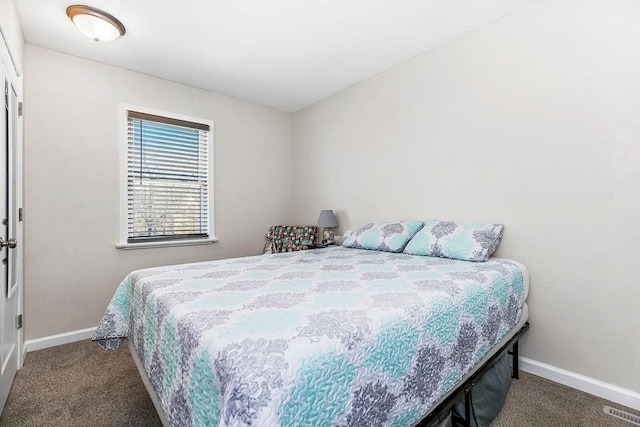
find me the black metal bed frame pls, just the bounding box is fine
[415,321,530,427]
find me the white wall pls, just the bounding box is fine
[0,0,23,72]
[24,45,294,340]
[293,0,640,393]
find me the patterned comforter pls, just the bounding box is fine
[93,246,526,427]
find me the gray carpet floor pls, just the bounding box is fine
[0,340,637,426]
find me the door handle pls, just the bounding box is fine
[0,238,17,249]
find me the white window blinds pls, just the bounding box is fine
[127,110,210,243]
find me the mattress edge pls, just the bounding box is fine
[492,257,530,301]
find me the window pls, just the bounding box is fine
[119,106,214,248]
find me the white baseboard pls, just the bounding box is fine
[25,327,96,353]
[520,357,640,411]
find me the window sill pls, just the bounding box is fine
[116,237,218,250]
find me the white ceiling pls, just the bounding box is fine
[15,0,536,112]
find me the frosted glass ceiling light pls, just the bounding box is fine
[66,5,125,43]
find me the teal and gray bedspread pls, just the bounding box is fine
[93,246,526,427]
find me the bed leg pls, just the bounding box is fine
[509,341,520,379]
[464,389,472,427]
[451,387,473,427]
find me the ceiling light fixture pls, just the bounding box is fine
[66,5,126,43]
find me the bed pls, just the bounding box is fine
[93,245,529,427]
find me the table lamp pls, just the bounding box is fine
[317,210,338,244]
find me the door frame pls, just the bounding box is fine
[0,28,24,371]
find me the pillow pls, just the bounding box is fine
[342,221,424,253]
[403,220,504,262]
[265,225,317,253]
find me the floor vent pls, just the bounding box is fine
[604,405,640,426]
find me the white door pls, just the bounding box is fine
[0,74,21,414]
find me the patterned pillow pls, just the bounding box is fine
[265,226,317,254]
[342,221,424,253]
[403,220,504,262]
